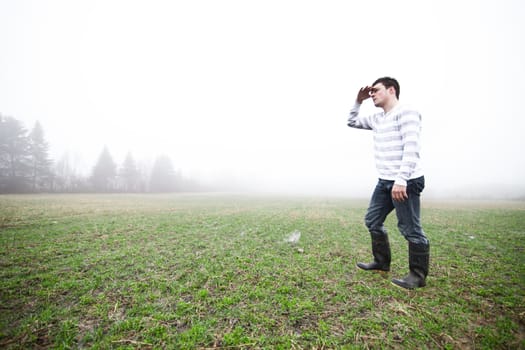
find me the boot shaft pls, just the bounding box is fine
[371,233,391,266]
[391,242,430,290]
[409,242,430,278]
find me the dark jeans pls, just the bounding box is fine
[365,176,428,245]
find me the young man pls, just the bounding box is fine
[347,77,430,290]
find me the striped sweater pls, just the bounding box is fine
[347,103,423,186]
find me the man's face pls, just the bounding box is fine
[369,83,391,108]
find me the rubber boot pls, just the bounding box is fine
[357,233,391,272]
[392,242,429,289]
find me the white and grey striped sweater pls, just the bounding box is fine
[347,103,423,186]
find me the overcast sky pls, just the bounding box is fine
[1,0,524,197]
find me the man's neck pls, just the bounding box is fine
[382,99,399,114]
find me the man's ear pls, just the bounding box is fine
[387,86,398,98]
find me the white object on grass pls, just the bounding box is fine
[285,230,301,244]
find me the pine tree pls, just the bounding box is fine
[119,152,140,192]
[149,155,177,192]
[28,121,53,192]
[91,146,117,192]
[0,115,31,193]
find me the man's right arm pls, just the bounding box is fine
[347,86,373,130]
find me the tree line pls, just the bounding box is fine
[0,114,203,194]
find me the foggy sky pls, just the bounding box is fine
[1,0,524,197]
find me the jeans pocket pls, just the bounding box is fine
[408,176,425,195]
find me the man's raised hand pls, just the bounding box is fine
[356,86,372,104]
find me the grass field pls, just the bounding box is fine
[1,194,524,349]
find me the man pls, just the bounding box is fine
[347,77,430,290]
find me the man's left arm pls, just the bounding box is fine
[392,110,422,201]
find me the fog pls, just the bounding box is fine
[1,0,524,198]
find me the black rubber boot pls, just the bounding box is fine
[357,233,391,272]
[392,242,430,289]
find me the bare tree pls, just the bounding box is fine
[54,152,89,192]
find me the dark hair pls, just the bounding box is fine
[372,77,400,99]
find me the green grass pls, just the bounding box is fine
[1,194,524,349]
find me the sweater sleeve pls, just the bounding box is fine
[347,103,373,130]
[395,110,422,186]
